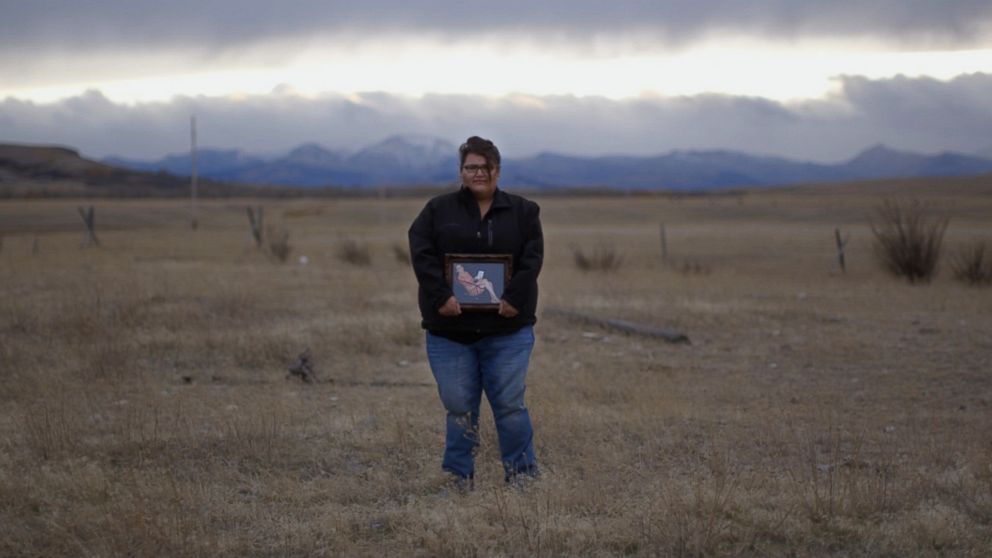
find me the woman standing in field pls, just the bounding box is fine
[408,136,544,491]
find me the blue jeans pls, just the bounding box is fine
[426,326,538,481]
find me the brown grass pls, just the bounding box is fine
[1,182,991,556]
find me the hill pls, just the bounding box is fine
[0,144,315,198]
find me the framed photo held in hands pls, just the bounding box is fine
[444,253,513,311]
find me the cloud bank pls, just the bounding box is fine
[4,0,992,54]
[2,73,990,162]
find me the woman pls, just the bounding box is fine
[408,136,543,490]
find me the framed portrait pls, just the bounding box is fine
[444,253,513,311]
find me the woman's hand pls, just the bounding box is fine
[498,299,519,318]
[438,296,462,316]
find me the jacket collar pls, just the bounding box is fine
[458,185,512,210]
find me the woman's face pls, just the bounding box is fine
[461,153,499,200]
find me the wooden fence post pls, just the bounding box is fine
[835,228,849,273]
[78,206,100,246]
[247,206,264,248]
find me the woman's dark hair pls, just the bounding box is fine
[459,136,501,169]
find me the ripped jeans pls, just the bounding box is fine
[425,326,537,481]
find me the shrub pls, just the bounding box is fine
[951,241,992,286]
[573,245,623,272]
[674,258,712,275]
[266,225,292,263]
[337,238,371,266]
[392,243,411,266]
[870,199,948,284]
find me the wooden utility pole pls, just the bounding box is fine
[659,223,669,262]
[190,115,199,230]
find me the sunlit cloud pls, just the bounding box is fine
[6,36,992,105]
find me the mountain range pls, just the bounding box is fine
[105,135,992,190]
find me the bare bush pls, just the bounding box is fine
[870,199,949,284]
[266,225,292,262]
[674,258,712,275]
[392,243,411,266]
[951,241,992,286]
[573,245,623,272]
[337,237,371,266]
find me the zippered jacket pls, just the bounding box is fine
[408,186,543,335]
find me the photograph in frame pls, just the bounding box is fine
[444,253,513,311]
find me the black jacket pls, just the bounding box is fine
[409,186,543,335]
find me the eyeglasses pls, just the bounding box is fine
[462,164,491,175]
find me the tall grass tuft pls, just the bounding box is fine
[870,199,948,283]
[573,245,623,272]
[950,241,992,286]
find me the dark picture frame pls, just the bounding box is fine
[444,253,513,311]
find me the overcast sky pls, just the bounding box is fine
[2,1,991,160]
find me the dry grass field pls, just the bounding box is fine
[1,181,991,556]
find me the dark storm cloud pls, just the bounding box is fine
[3,74,991,162]
[3,0,992,55]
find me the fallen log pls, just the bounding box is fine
[543,307,690,344]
